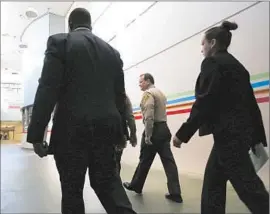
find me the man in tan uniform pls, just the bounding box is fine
[123,73,183,203]
[116,94,137,174]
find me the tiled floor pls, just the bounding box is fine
[1,143,265,213]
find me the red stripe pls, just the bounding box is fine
[167,108,191,115]
[257,96,269,103]
[134,96,269,120]
[134,115,142,120]
[8,106,21,109]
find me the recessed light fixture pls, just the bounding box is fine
[19,43,28,49]
[1,33,10,37]
[25,8,38,18]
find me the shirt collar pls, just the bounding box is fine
[73,27,91,32]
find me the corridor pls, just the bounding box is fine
[1,143,257,213]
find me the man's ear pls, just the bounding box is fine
[68,21,73,31]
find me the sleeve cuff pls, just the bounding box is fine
[175,122,195,143]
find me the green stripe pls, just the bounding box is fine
[167,90,194,99]
[166,72,269,99]
[250,72,269,81]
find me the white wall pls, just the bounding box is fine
[66,2,269,182]
[49,13,65,36]
[22,13,65,107]
[22,14,49,106]
[21,14,65,148]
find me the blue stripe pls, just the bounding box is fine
[133,107,140,111]
[132,80,269,111]
[167,95,195,105]
[251,80,269,88]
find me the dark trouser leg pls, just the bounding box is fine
[115,149,123,175]
[157,140,181,195]
[89,136,136,214]
[129,136,156,192]
[54,146,88,214]
[225,146,269,214]
[201,147,228,214]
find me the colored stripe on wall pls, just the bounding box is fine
[133,73,269,120]
[8,106,21,109]
[134,96,269,120]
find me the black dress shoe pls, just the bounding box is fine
[165,193,183,203]
[123,182,142,194]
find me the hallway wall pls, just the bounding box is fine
[66,2,269,180]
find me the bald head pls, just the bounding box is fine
[68,8,92,31]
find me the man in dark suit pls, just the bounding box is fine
[173,21,269,214]
[27,8,137,214]
[115,94,137,175]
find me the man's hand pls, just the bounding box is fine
[173,136,183,148]
[117,135,127,150]
[130,134,137,147]
[145,136,153,145]
[33,141,49,158]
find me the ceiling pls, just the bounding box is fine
[1,2,74,76]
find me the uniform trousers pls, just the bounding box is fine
[128,122,181,195]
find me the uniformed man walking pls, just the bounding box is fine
[123,73,183,203]
[116,94,137,174]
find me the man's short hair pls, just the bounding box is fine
[140,73,155,84]
[68,8,92,30]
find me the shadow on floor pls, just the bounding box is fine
[1,144,253,213]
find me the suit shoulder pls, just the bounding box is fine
[46,34,67,57]
[49,33,67,42]
[105,42,121,59]
[200,56,222,74]
[112,47,120,56]
[201,56,217,67]
[93,34,121,56]
[125,95,131,103]
[208,52,235,66]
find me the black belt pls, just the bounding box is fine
[154,121,166,124]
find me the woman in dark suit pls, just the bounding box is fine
[173,21,269,214]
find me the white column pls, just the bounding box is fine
[21,14,65,149]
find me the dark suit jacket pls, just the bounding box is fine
[176,50,267,148]
[27,28,128,154]
[124,95,137,140]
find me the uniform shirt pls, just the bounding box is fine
[140,85,167,138]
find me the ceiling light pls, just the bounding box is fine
[1,33,10,37]
[25,8,38,18]
[19,42,28,49]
